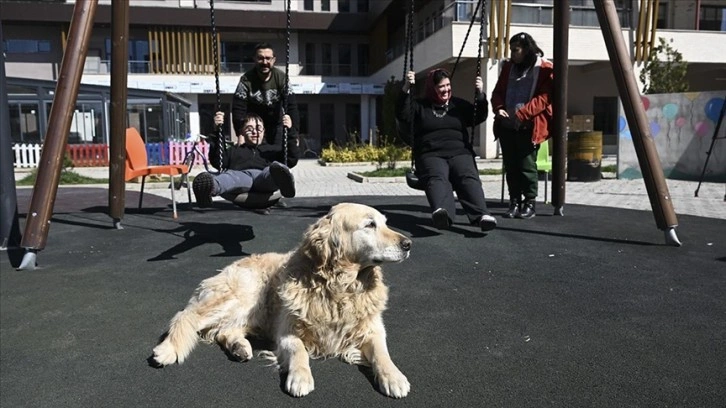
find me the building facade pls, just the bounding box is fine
[2,0,725,158]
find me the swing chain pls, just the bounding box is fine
[282,0,292,165]
[471,0,486,145]
[209,0,225,171]
[407,0,415,173]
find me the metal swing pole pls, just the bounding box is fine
[0,19,23,255]
[18,0,99,270]
[594,0,680,246]
[109,0,130,229]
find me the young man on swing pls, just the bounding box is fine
[192,112,298,208]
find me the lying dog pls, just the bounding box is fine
[151,203,412,398]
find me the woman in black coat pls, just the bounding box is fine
[396,68,497,232]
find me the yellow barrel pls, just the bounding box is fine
[567,131,602,182]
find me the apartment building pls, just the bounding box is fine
[3,0,725,159]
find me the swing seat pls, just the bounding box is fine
[221,191,282,209]
[405,170,426,191]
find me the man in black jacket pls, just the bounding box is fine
[232,42,299,165]
[192,112,299,208]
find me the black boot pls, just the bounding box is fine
[517,199,536,219]
[431,208,451,229]
[503,197,520,219]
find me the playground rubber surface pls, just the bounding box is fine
[2,188,725,407]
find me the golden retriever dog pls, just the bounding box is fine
[151,203,412,398]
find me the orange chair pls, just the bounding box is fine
[125,128,189,218]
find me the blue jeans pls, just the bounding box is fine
[211,165,281,196]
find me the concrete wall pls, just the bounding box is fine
[618,91,725,181]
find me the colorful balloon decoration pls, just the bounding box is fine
[704,97,724,123]
[684,92,699,101]
[662,103,678,120]
[650,121,660,137]
[641,96,650,111]
[694,121,710,138]
[675,117,686,128]
[618,116,627,132]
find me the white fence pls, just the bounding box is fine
[13,143,43,168]
[12,142,210,169]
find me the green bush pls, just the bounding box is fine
[320,137,411,168]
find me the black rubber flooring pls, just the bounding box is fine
[1,188,725,407]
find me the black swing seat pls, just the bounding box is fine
[405,170,425,191]
[221,191,282,209]
[396,118,426,191]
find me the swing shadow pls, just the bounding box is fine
[375,203,489,238]
[146,222,256,261]
[495,225,656,246]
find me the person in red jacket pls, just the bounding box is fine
[491,32,554,219]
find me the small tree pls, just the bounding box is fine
[639,37,689,94]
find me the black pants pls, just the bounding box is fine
[498,127,539,201]
[418,154,490,224]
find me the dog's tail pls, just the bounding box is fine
[152,308,201,366]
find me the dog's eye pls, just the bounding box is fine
[365,220,376,229]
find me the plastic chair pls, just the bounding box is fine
[536,140,552,204]
[125,128,189,218]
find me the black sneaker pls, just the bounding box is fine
[432,208,451,229]
[192,172,214,208]
[269,162,296,198]
[503,198,520,219]
[517,200,536,219]
[478,214,498,231]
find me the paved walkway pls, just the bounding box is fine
[17,158,724,220]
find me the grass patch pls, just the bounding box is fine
[601,164,617,173]
[358,167,503,177]
[16,169,108,186]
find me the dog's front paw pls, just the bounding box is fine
[229,340,253,362]
[152,342,177,366]
[285,368,315,397]
[377,367,410,398]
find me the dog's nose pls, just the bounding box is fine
[400,238,412,251]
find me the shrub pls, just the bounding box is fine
[320,137,411,167]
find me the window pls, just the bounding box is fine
[322,0,330,11]
[3,39,51,54]
[221,41,257,73]
[338,0,350,13]
[305,43,316,75]
[700,5,726,31]
[8,103,41,144]
[104,38,151,73]
[304,0,313,11]
[320,103,336,147]
[297,103,309,135]
[357,44,369,76]
[322,43,332,75]
[338,44,351,76]
[656,3,667,29]
[345,103,360,142]
[456,0,476,22]
[358,0,369,12]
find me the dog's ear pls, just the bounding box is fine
[301,213,339,272]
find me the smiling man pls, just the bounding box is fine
[231,42,300,165]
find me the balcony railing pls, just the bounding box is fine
[385,0,633,63]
